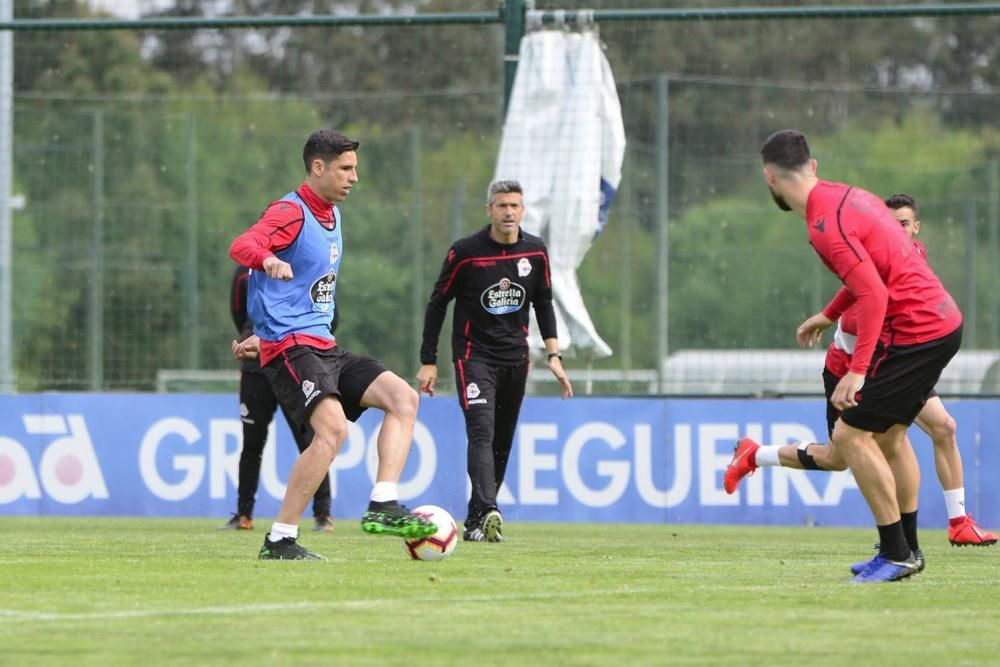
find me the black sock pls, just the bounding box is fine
[877,521,910,561]
[901,510,920,552]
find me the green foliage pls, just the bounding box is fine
[8,0,1000,389]
[580,114,1000,371]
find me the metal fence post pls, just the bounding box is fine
[503,0,527,115]
[89,109,105,390]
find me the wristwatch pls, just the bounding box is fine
[547,352,562,360]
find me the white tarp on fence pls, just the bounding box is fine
[495,28,626,358]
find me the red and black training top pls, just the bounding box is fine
[421,225,557,367]
[809,180,962,376]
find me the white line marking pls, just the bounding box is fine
[0,587,652,624]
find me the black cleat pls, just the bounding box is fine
[361,501,437,539]
[463,526,486,542]
[258,535,327,561]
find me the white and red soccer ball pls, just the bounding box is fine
[403,505,458,561]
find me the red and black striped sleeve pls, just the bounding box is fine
[229,200,305,270]
[532,246,557,340]
[420,243,462,365]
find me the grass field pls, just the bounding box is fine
[1,518,998,666]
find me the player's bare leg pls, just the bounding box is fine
[832,420,901,525]
[876,426,919,515]
[356,371,436,539]
[259,396,347,561]
[360,371,419,483]
[917,397,998,546]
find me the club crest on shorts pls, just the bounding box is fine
[466,382,481,399]
[301,379,321,406]
[481,278,526,315]
[517,257,532,277]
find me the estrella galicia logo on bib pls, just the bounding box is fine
[310,270,336,312]
[481,278,526,315]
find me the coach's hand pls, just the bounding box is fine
[549,357,574,399]
[262,256,294,281]
[831,371,864,410]
[796,312,833,348]
[417,364,438,396]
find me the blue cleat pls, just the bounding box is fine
[850,546,924,575]
[850,553,921,583]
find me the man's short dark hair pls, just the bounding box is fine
[760,130,811,170]
[303,129,360,173]
[885,193,919,218]
[487,179,524,206]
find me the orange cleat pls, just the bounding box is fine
[218,514,254,530]
[724,437,760,495]
[948,515,997,546]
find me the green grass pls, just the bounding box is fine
[1,518,998,666]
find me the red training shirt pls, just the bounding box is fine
[810,181,961,375]
[823,237,938,378]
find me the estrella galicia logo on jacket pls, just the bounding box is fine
[302,379,321,406]
[481,278,526,315]
[310,270,336,312]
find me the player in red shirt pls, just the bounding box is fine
[743,131,963,583]
[725,194,996,552]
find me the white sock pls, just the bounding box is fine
[943,488,966,520]
[268,522,298,542]
[370,481,398,503]
[755,445,782,467]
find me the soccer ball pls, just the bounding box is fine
[403,505,458,561]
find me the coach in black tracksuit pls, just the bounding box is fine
[221,265,333,531]
[418,180,573,543]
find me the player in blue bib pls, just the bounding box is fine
[230,128,436,560]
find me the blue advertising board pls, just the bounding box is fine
[1,394,997,528]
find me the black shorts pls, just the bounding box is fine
[839,324,962,434]
[262,345,386,432]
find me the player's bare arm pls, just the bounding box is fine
[796,312,833,348]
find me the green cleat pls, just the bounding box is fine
[361,501,438,539]
[258,535,327,561]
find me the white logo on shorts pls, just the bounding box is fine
[466,382,481,399]
[302,379,321,406]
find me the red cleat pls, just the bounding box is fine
[724,437,760,494]
[948,514,998,546]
